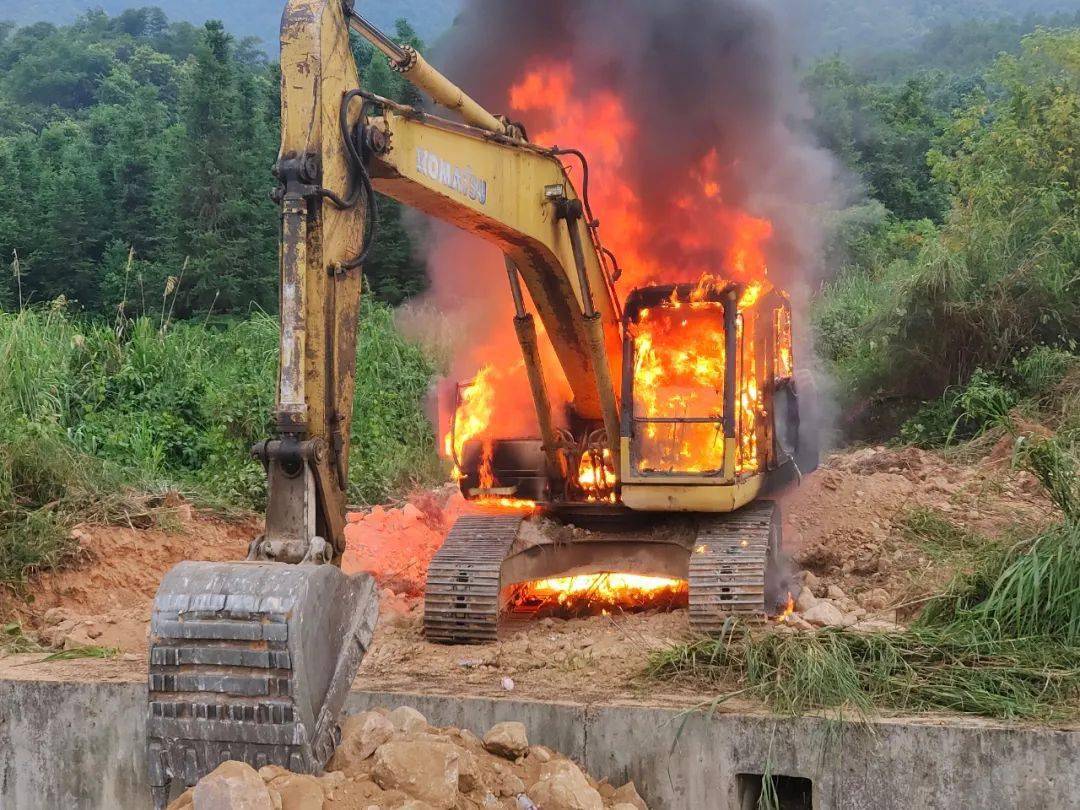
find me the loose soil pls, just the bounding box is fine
[0,445,1054,704]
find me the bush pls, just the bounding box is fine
[899,369,1017,446]
[814,31,1080,424]
[1012,346,1080,400]
[0,299,441,582]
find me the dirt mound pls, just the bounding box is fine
[342,487,468,595]
[2,510,255,652]
[0,444,1053,700]
[779,444,1051,609]
[170,707,648,810]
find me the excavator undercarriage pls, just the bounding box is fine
[422,502,783,644]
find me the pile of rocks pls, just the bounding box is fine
[169,706,648,810]
[783,574,900,633]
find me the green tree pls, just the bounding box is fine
[804,60,950,221]
[163,21,277,315]
[350,18,428,304]
[830,29,1080,401]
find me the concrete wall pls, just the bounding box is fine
[1,678,1077,809]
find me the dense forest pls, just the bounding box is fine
[0,5,1076,582]
[6,0,463,48]
[0,8,428,316]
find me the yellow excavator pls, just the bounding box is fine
[146,1,816,803]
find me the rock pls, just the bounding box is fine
[853,618,902,633]
[858,588,891,611]
[795,586,817,613]
[611,781,648,810]
[529,760,603,810]
[529,746,552,763]
[494,771,526,798]
[501,676,516,692]
[387,705,428,734]
[42,607,68,626]
[801,600,848,628]
[330,711,395,771]
[192,761,275,810]
[401,503,424,525]
[613,805,639,810]
[258,766,290,783]
[266,773,324,810]
[167,788,194,809]
[457,747,481,793]
[826,585,849,602]
[801,571,821,591]
[69,527,92,548]
[484,722,529,759]
[372,740,460,809]
[399,802,436,810]
[318,771,345,791]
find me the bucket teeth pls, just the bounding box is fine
[146,561,378,807]
[689,500,780,634]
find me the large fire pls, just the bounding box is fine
[444,61,780,496]
[509,573,689,618]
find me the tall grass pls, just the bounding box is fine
[0,298,441,584]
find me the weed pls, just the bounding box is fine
[900,506,991,562]
[1,622,41,654]
[33,645,119,663]
[650,623,1079,720]
[1013,347,1079,400]
[0,297,441,584]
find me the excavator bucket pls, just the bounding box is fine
[145,560,378,808]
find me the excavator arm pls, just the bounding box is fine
[147,2,631,802]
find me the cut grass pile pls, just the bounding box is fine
[651,623,1078,720]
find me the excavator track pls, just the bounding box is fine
[689,500,780,634]
[423,515,524,644]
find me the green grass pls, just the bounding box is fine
[0,299,441,585]
[900,506,993,563]
[651,624,1079,720]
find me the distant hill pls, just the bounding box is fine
[0,1,465,47]
[785,0,1080,56]
[3,1,1077,56]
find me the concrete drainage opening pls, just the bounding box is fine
[737,773,813,810]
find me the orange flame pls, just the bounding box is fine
[446,62,784,495]
[775,591,796,623]
[445,366,497,479]
[512,573,689,615]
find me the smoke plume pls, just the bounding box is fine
[433,0,840,293]
[410,0,841,445]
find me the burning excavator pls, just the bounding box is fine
[145,0,817,803]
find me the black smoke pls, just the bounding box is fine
[433,0,841,292]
